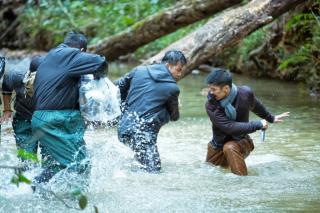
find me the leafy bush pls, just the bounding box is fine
[20,0,175,50]
[279,1,320,95]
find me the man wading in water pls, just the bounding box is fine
[116,50,187,172]
[205,69,289,176]
[31,32,107,187]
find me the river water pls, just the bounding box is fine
[0,64,319,212]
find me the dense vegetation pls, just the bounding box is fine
[218,0,320,95]
[16,0,320,95]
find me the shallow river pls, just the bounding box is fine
[0,63,319,212]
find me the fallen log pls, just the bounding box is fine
[89,0,243,61]
[144,0,306,80]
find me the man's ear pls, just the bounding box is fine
[223,85,231,93]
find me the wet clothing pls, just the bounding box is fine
[205,85,274,175]
[33,44,107,110]
[116,64,179,172]
[0,57,5,144]
[12,118,37,153]
[2,59,34,120]
[119,122,161,172]
[32,44,106,183]
[32,110,88,169]
[206,86,274,150]
[2,57,43,157]
[206,137,254,176]
[32,110,90,184]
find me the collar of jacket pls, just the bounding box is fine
[146,63,176,83]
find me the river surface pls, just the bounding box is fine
[0,63,319,212]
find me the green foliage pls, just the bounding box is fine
[218,26,267,70]
[17,149,39,163]
[237,28,267,62]
[10,169,31,186]
[279,2,320,93]
[78,194,88,210]
[20,0,175,49]
[285,13,315,31]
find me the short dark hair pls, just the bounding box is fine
[63,32,87,51]
[161,50,187,66]
[29,55,44,72]
[205,68,232,88]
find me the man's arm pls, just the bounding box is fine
[114,69,136,103]
[68,52,107,77]
[206,102,263,135]
[250,92,274,123]
[1,73,14,123]
[0,94,13,123]
[165,92,180,121]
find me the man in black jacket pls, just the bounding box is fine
[1,56,44,165]
[32,32,107,184]
[116,50,187,172]
[0,56,5,144]
[205,69,289,176]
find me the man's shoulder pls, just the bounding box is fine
[4,68,25,82]
[238,85,254,96]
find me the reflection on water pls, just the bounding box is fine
[1,64,320,212]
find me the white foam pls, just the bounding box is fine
[247,154,283,166]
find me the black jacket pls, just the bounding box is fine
[2,58,43,120]
[33,44,107,110]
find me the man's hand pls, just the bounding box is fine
[261,119,269,130]
[0,110,12,124]
[274,112,290,123]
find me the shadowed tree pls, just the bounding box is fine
[88,0,243,60]
[144,0,306,79]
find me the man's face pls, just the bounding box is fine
[208,84,230,101]
[168,62,184,81]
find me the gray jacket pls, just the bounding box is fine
[116,63,180,133]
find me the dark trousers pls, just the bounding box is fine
[119,128,161,173]
[13,118,38,154]
[206,137,254,176]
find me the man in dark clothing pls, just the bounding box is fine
[205,69,289,176]
[1,56,44,162]
[0,56,5,144]
[116,50,187,172]
[31,32,107,184]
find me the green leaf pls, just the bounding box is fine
[11,175,19,187]
[18,174,31,184]
[78,195,88,210]
[17,149,39,163]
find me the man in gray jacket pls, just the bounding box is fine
[116,50,187,172]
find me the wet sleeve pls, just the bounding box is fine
[2,72,15,95]
[68,52,107,77]
[206,102,263,135]
[165,89,180,121]
[249,90,275,123]
[114,69,136,102]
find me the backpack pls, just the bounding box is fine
[23,70,36,97]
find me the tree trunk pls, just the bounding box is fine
[89,0,243,61]
[144,0,306,79]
